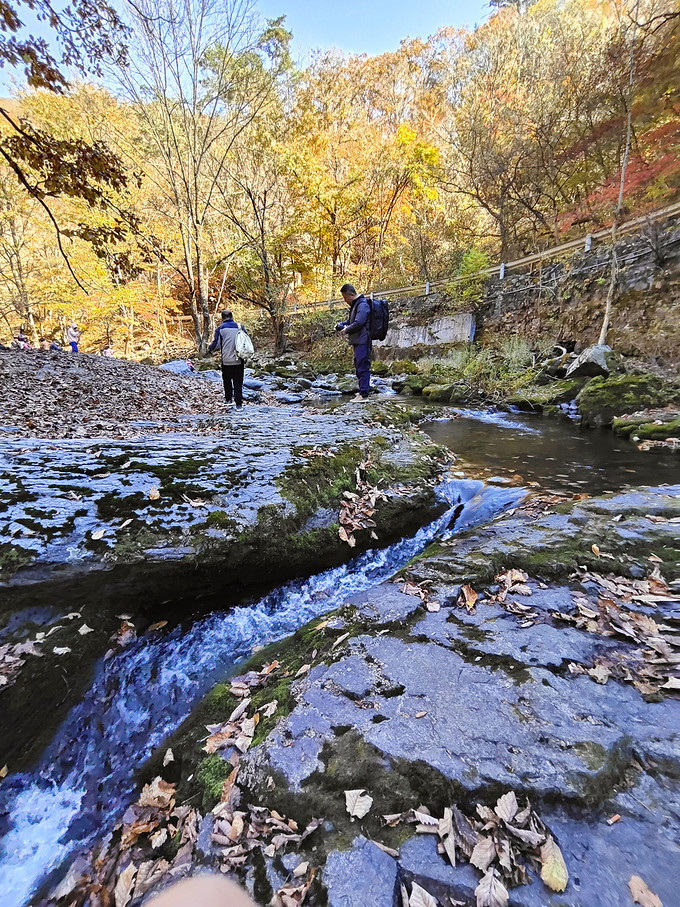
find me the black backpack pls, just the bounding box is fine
[369,297,389,341]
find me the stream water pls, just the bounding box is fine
[1,408,678,905]
[423,407,679,494]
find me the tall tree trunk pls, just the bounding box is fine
[270,310,286,355]
[598,243,618,346]
[598,0,638,346]
[196,241,211,355]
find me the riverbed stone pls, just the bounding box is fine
[324,837,398,907]
[349,584,423,624]
[564,343,613,378]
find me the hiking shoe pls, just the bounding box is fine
[349,393,369,403]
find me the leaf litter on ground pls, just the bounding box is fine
[336,456,388,547]
[553,566,680,694]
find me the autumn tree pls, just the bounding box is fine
[112,0,290,354]
[0,0,142,283]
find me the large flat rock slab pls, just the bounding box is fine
[0,405,432,597]
[324,837,398,907]
[259,632,680,798]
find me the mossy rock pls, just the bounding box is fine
[335,377,358,393]
[371,360,390,377]
[507,378,590,409]
[392,375,438,395]
[422,383,466,403]
[612,413,680,440]
[388,359,419,376]
[576,375,680,427]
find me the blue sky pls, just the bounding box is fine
[0,0,490,93]
[257,0,490,59]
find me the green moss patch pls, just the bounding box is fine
[0,543,37,581]
[612,411,680,441]
[577,374,680,427]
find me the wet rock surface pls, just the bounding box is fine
[324,836,398,907]
[4,348,680,907]
[0,391,448,771]
[235,484,680,906]
[0,404,436,596]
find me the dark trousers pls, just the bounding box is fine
[221,362,244,405]
[353,342,372,397]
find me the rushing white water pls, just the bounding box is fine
[449,408,542,433]
[0,479,524,905]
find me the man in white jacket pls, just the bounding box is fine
[209,310,248,408]
[67,323,81,352]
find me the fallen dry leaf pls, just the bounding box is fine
[372,840,399,857]
[138,777,176,811]
[91,529,106,540]
[345,789,373,819]
[459,584,479,612]
[475,867,509,907]
[148,620,168,632]
[470,835,496,872]
[150,827,168,849]
[261,700,278,718]
[540,836,568,892]
[494,791,518,823]
[148,486,160,500]
[588,664,611,684]
[661,678,680,691]
[114,862,137,907]
[409,882,438,907]
[628,876,662,907]
[592,544,601,556]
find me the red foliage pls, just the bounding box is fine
[558,119,680,234]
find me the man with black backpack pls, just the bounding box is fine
[335,284,373,401]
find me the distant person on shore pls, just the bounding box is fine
[49,339,62,352]
[67,323,81,352]
[39,336,50,350]
[13,327,31,350]
[335,283,372,401]
[209,310,248,409]
[101,344,113,357]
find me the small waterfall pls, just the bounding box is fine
[0,479,523,905]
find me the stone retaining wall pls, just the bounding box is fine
[375,213,680,363]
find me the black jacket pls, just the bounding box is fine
[339,296,371,346]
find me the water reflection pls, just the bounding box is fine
[423,409,679,495]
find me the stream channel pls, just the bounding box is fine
[0,407,678,905]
